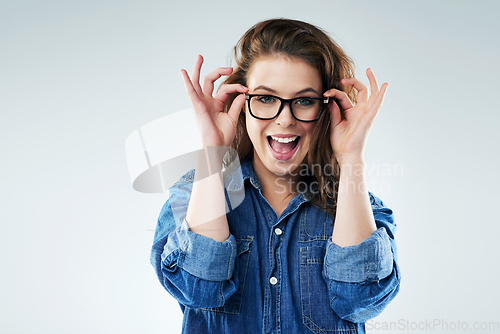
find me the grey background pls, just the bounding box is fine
[1,0,499,333]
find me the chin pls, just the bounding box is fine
[266,154,305,177]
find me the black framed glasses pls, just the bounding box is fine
[245,94,329,122]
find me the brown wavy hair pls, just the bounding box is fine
[222,18,356,219]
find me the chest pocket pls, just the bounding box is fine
[201,236,253,315]
[299,209,357,333]
[299,208,332,242]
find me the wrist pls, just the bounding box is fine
[335,155,366,179]
[337,158,369,194]
[336,154,365,168]
[194,146,225,182]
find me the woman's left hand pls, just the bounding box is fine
[324,68,388,165]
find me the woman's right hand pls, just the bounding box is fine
[180,55,248,148]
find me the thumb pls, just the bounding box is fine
[227,94,246,124]
[330,101,342,129]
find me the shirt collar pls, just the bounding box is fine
[223,159,260,191]
[241,160,261,190]
[222,159,253,192]
[224,159,310,203]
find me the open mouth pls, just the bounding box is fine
[267,135,300,153]
[267,135,301,161]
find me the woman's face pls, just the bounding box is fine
[245,56,322,177]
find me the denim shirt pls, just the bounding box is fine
[151,160,400,334]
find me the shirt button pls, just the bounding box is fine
[270,277,278,285]
[274,228,283,236]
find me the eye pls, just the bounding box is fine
[256,95,277,104]
[294,98,315,106]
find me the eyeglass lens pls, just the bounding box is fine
[248,95,322,121]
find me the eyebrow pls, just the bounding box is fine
[253,85,320,96]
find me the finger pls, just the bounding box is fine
[214,84,249,104]
[329,100,342,129]
[323,89,354,111]
[180,69,203,105]
[365,82,389,124]
[227,93,247,125]
[371,82,389,115]
[341,77,369,103]
[190,55,204,96]
[203,67,234,96]
[366,68,380,100]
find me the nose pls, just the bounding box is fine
[275,102,296,127]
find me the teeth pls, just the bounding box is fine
[270,135,298,143]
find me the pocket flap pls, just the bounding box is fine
[236,236,254,255]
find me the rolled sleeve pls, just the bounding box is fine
[324,227,393,283]
[151,169,241,309]
[162,223,237,281]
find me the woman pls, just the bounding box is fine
[151,18,400,333]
